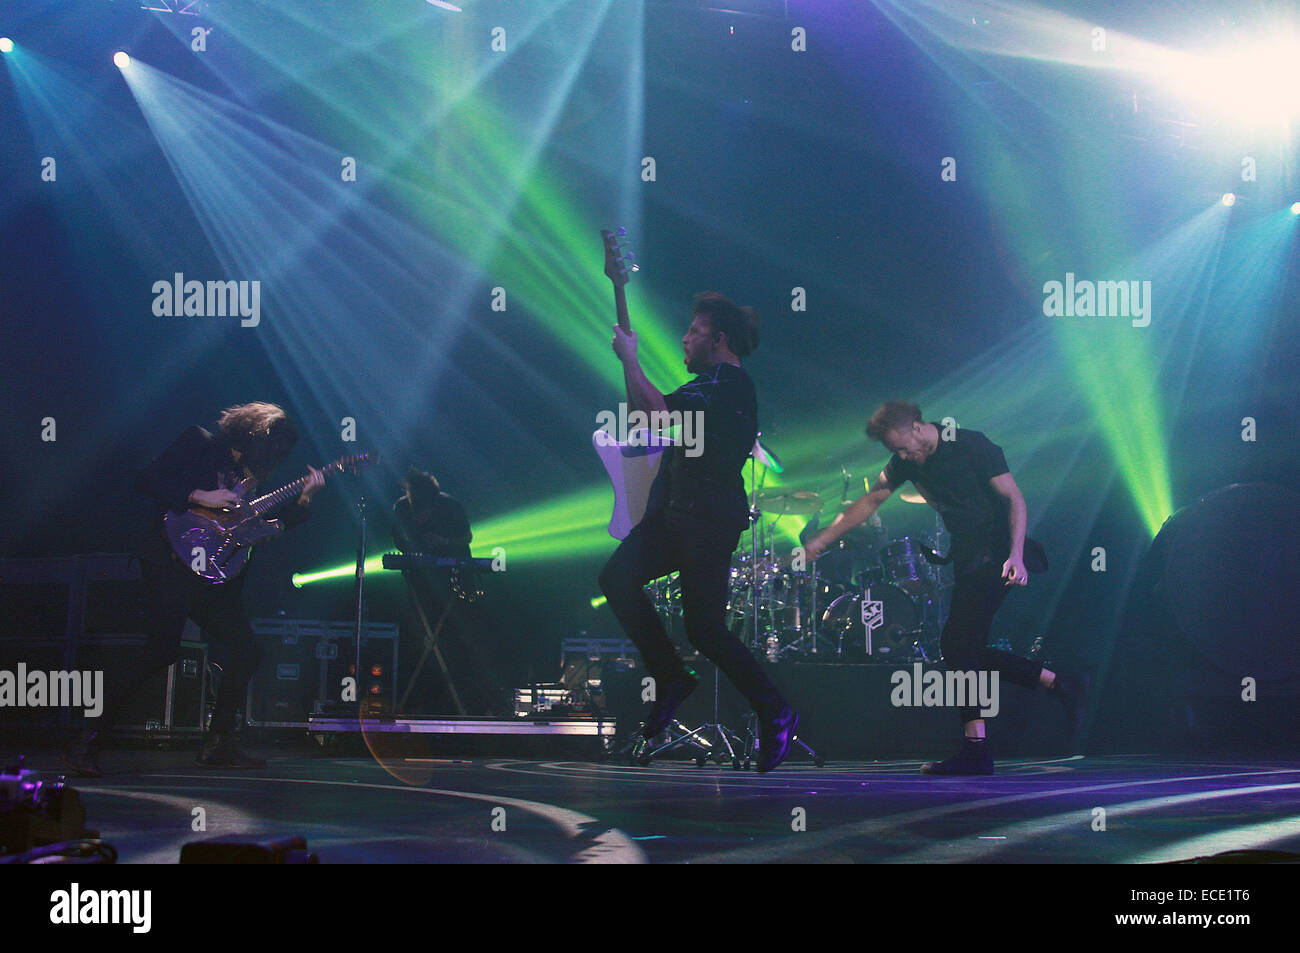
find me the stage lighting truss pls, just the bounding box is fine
[1106,86,1207,153]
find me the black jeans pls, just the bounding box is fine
[598,507,786,717]
[940,560,1043,723]
[99,556,261,734]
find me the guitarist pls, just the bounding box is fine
[598,293,799,772]
[64,402,323,776]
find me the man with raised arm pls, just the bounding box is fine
[803,400,1087,774]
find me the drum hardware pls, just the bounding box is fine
[734,437,823,767]
[612,717,715,767]
[636,460,963,670]
[639,665,751,769]
[880,538,940,595]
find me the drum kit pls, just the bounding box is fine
[645,441,956,664]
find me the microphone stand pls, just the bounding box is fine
[352,496,367,717]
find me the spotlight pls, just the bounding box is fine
[1221,193,1236,207]
[0,38,13,54]
[1162,39,1300,128]
[1291,202,1300,215]
[113,51,130,69]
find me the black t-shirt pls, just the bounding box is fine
[393,492,472,559]
[883,424,1011,575]
[648,362,756,532]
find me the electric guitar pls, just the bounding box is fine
[592,227,675,539]
[164,452,376,583]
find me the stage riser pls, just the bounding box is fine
[604,661,1073,760]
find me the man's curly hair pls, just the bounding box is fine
[218,402,297,476]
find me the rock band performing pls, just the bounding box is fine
[5,1,1298,899]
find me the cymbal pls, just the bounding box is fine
[837,489,926,505]
[757,489,823,515]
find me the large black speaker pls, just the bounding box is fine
[1094,483,1300,752]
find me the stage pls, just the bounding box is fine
[19,745,1300,864]
[3,5,1298,927]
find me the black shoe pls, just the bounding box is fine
[196,733,266,768]
[62,729,103,779]
[1051,672,1091,746]
[756,706,800,773]
[641,671,699,739]
[921,738,994,775]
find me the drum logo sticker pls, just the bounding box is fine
[860,588,884,653]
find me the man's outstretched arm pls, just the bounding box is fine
[805,470,895,560]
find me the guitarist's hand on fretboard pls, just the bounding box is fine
[611,324,639,364]
[299,465,326,504]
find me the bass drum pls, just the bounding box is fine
[820,582,920,659]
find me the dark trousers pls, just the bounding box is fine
[598,508,786,717]
[98,556,260,734]
[940,560,1043,723]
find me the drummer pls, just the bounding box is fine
[800,400,1089,776]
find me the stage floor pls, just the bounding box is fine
[18,747,1300,863]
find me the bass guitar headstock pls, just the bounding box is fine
[600,227,637,287]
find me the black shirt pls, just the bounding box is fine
[134,425,311,565]
[649,362,756,533]
[393,493,472,559]
[883,424,1011,575]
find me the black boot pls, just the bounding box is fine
[756,706,800,773]
[1050,672,1091,746]
[921,737,994,776]
[63,729,103,779]
[640,670,699,739]
[196,732,266,768]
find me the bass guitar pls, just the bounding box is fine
[591,227,675,540]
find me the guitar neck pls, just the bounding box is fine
[246,462,337,515]
[613,282,630,332]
